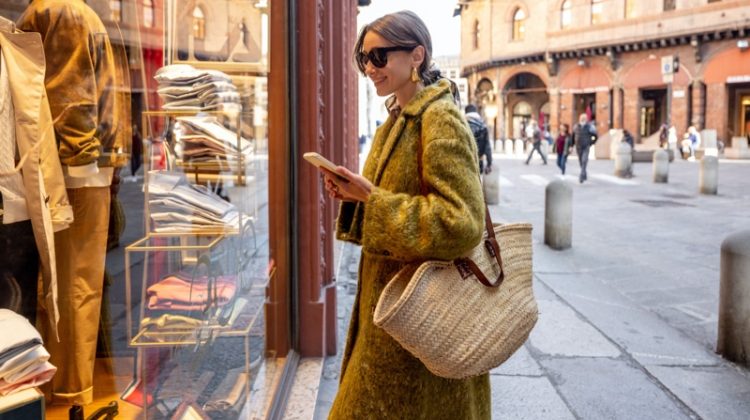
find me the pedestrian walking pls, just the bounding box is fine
[687,125,701,160]
[571,113,597,183]
[322,10,490,419]
[525,119,547,165]
[555,123,572,175]
[465,104,492,174]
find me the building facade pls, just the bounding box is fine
[459,0,750,149]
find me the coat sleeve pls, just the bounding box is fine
[360,103,485,261]
[18,3,101,169]
[484,130,493,168]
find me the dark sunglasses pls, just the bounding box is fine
[356,46,416,71]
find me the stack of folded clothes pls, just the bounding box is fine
[173,116,253,163]
[148,171,240,233]
[0,310,56,396]
[155,64,241,113]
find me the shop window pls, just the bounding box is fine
[561,0,571,29]
[512,8,526,41]
[664,0,676,11]
[473,20,480,50]
[591,0,604,25]
[110,0,122,22]
[192,7,206,40]
[143,0,155,28]
[625,0,636,19]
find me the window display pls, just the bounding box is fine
[0,0,278,418]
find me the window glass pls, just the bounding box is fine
[473,19,480,50]
[1,1,279,417]
[143,0,154,28]
[512,8,526,41]
[561,0,572,29]
[591,0,604,25]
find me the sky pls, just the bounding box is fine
[357,0,462,58]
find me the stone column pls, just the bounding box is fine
[653,149,669,183]
[544,180,572,250]
[699,155,718,195]
[717,230,750,367]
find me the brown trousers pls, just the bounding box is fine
[44,187,110,405]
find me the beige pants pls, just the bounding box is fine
[44,187,110,405]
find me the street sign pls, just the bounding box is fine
[661,55,674,75]
[662,73,674,84]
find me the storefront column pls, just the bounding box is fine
[612,86,624,129]
[548,88,560,133]
[294,0,358,357]
[692,79,707,130]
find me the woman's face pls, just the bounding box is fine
[361,31,419,97]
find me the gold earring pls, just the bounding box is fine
[411,67,420,83]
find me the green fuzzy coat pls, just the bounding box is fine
[329,80,491,419]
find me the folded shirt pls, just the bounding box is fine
[147,274,237,311]
[0,309,42,367]
[0,361,56,396]
[0,345,49,384]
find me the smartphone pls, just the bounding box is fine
[303,152,339,172]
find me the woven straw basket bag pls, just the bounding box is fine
[372,116,538,379]
[373,221,538,379]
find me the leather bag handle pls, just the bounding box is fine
[414,117,505,287]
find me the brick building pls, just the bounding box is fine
[458,0,750,150]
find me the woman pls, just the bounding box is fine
[555,123,571,175]
[322,11,490,419]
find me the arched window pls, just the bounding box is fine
[192,7,206,40]
[591,0,604,24]
[625,0,636,19]
[561,1,572,29]
[473,20,480,50]
[143,0,155,28]
[110,0,122,22]
[512,8,526,41]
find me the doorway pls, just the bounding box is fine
[639,88,667,137]
[573,93,596,124]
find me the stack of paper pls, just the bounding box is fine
[0,310,56,396]
[155,64,241,112]
[149,171,240,233]
[174,116,252,163]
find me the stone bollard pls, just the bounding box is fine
[482,170,499,205]
[505,139,514,155]
[614,142,633,178]
[699,155,719,194]
[653,149,669,183]
[544,180,572,250]
[514,138,525,156]
[717,230,750,366]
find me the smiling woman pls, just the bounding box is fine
[326,10,490,420]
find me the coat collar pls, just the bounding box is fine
[0,31,46,140]
[372,79,453,185]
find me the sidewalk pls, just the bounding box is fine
[309,157,750,420]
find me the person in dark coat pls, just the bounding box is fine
[465,104,492,174]
[571,113,597,183]
[321,11,490,419]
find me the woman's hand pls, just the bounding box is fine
[322,166,373,202]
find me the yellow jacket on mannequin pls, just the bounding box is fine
[0,17,74,339]
[17,0,129,185]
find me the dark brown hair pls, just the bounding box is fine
[353,10,444,87]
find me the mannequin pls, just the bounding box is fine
[0,16,72,335]
[17,0,128,407]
